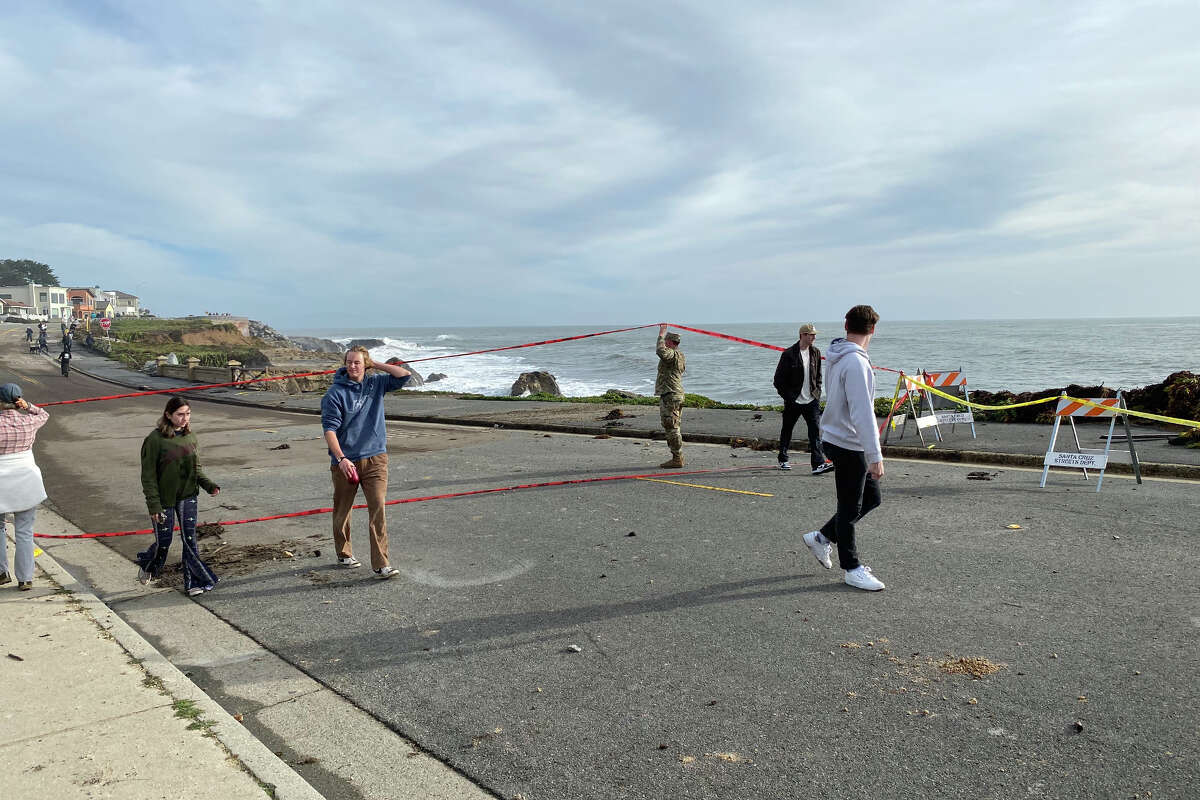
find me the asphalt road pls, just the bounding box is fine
[6,340,1198,800]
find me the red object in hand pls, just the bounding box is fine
[345,461,359,485]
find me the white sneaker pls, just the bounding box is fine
[374,566,400,580]
[802,531,833,570]
[844,566,885,591]
[187,587,205,597]
[338,556,362,568]
[779,461,792,471]
[135,567,152,585]
[812,462,835,475]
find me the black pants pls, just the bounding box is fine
[818,442,882,571]
[779,399,826,468]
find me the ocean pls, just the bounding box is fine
[290,318,1200,407]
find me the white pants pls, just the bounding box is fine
[1,508,36,582]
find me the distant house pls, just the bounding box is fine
[107,290,141,317]
[1,298,37,318]
[0,283,71,319]
[68,287,98,320]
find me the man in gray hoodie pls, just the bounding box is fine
[801,305,886,591]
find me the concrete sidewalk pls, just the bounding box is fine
[1,525,325,800]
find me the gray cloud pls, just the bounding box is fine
[1,0,1196,327]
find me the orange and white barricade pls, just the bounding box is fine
[922,368,977,439]
[1040,391,1142,492]
[883,372,942,446]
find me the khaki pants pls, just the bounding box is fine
[659,393,683,455]
[330,453,390,569]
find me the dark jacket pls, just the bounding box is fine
[773,342,822,403]
[140,429,218,515]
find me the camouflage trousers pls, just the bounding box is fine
[659,392,684,455]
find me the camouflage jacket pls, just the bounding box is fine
[655,335,685,395]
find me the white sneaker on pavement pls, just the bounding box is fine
[802,531,833,570]
[338,556,362,568]
[779,461,791,471]
[812,462,835,475]
[844,565,885,591]
[374,566,400,579]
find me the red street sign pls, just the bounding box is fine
[100,318,111,329]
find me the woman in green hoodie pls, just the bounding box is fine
[136,396,221,596]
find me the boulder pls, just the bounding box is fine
[288,336,346,354]
[385,357,424,387]
[510,371,561,397]
[426,373,448,383]
[248,319,291,346]
[347,338,386,350]
[604,389,645,400]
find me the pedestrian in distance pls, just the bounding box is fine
[24,327,32,343]
[321,345,411,579]
[58,347,71,377]
[774,323,834,475]
[135,397,221,596]
[36,331,48,355]
[802,305,887,591]
[0,383,49,591]
[655,324,686,468]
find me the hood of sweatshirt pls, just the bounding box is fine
[331,367,364,392]
[826,337,868,367]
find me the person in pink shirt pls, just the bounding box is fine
[0,383,49,591]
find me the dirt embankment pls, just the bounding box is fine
[179,329,257,347]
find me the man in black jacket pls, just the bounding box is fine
[773,323,834,474]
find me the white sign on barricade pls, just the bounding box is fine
[1040,391,1142,492]
[921,368,977,439]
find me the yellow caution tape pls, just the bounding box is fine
[635,477,773,497]
[902,376,1200,430]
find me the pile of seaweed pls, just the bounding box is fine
[968,371,1199,444]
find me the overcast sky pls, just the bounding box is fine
[2,1,1197,329]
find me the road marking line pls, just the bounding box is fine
[635,477,773,497]
[13,372,43,386]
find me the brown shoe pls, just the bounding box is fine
[18,581,32,591]
[659,455,684,469]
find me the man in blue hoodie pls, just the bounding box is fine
[321,345,411,579]
[801,305,887,591]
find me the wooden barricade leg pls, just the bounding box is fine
[881,372,906,444]
[1120,397,1143,485]
[1095,397,1120,492]
[1040,403,1065,488]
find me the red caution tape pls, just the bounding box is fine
[665,323,785,352]
[42,322,900,408]
[403,324,659,364]
[32,465,766,539]
[666,323,900,373]
[40,370,337,407]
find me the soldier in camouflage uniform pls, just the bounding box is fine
[655,324,686,468]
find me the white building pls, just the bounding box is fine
[106,289,141,316]
[0,283,72,320]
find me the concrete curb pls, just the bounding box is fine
[32,536,326,800]
[66,358,1200,482]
